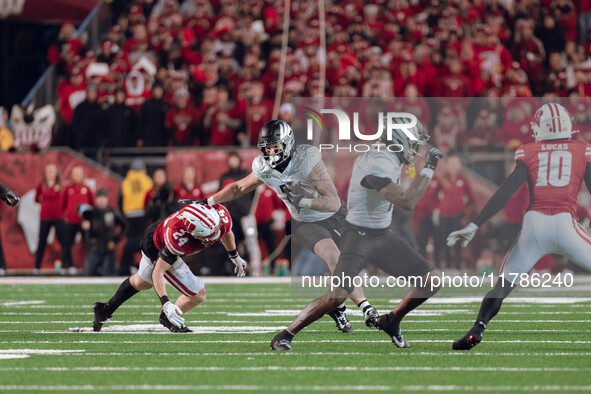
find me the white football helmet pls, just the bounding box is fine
[531,103,576,142]
[380,114,429,164]
[181,204,222,244]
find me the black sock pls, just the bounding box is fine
[105,278,139,316]
[274,329,295,342]
[377,312,400,336]
[472,321,486,337]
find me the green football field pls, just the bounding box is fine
[1,278,591,393]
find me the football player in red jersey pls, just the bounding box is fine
[92,203,247,332]
[447,103,591,350]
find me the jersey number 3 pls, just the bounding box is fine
[536,151,572,187]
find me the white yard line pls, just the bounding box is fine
[0,300,45,307]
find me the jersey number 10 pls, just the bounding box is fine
[536,151,572,187]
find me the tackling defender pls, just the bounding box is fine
[448,103,591,350]
[203,119,378,332]
[270,117,443,351]
[93,203,247,332]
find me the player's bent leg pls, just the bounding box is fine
[175,287,207,313]
[453,278,516,350]
[271,287,350,351]
[377,271,440,348]
[93,274,151,332]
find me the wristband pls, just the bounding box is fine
[159,295,169,305]
[299,198,312,208]
[419,168,434,179]
[207,196,215,205]
[227,249,238,258]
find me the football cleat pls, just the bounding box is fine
[453,323,485,350]
[159,312,192,333]
[328,306,354,333]
[270,330,293,351]
[92,302,112,332]
[364,306,379,328]
[376,312,410,348]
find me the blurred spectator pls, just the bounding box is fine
[144,168,179,222]
[106,87,137,147]
[580,1,591,43]
[536,15,566,56]
[242,82,273,146]
[82,188,129,276]
[61,166,94,275]
[72,84,104,150]
[219,152,254,248]
[55,67,86,144]
[0,107,13,151]
[34,164,64,275]
[47,22,84,75]
[278,103,292,124]
[431,106,466,154]
[138,84,169,147]
[204,84,241,146]
[434,155,475,270]
[165,88,200,146]
[174,166,203,201]
[255,185,282,271]
[513,20,545,87]
[119,159,153,275]
[414,177,441,261]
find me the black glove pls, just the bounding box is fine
[285,219,292,236]
[279,184,303,213]
[178,198,207,205]
[2,190,20,207]
[424,147,443,170]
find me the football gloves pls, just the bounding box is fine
[162,301,185,328]
[424,147,443,170]
[230,254,247,277]
[447,222,479,248]
[280,184,304,213]
[1,190,20,207]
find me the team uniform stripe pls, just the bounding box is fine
[163,272,192,297]
[572,216,591,245]
[548,104,557,134]
[184,206,215,229]
[499,231,520,274]
[553,104,562,132]
[164,271,197,296]
[164,229,184,255]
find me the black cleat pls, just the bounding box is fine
[363,305,379,328]
[453,323,485,350]
[270,330,293,351]
[328,306,354,333]
[159,312,193,333]
[376,312,410,348]
[93,302,112,332]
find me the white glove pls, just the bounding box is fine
[230,255,247,277]
[162,301,185,328]
[447,222,479,248]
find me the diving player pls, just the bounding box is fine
[204,120,379,332]
[93,203,247,332]
[448,103,591,350]
[270,116,443,350]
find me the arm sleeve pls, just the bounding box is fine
[473,160,529,227]
[361,175,392,191]
[584,162,591,194]
[158,245,178,265]
[0,183,8,200]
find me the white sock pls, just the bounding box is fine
[357,300,369,312]
[338,302,346,309]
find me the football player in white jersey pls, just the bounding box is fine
[270,116,443,351]
[204,120,379,332]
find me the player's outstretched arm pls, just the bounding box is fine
[447,160,528,247]
[306,161,341,212]
[209,172,264,205]
[220,230,247,276]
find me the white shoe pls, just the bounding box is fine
[68,266,77,276]
[0,268,6,276]
[32,268,40,276]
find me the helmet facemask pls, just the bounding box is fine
[257,120,295,169]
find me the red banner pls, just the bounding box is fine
[0,150,121,271]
